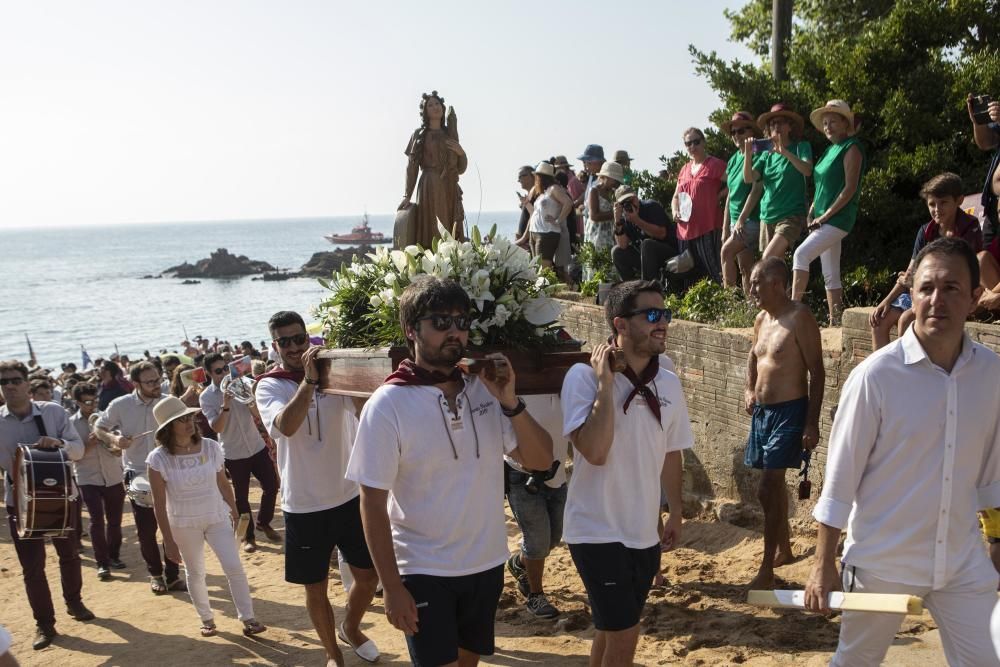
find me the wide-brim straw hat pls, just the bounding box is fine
[613,149,632,163]
[810,99,855,132]
[720,110,762,137]
[534,161,555,177]
[598,161,625,183]
[552,155,571,169]
[153,395,201,436]
[757,103,805,137]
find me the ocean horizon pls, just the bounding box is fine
[4,212,520,368]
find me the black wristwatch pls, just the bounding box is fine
[501,397,526,418]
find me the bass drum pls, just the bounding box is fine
[13,445,77,539]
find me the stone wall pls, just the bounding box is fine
[557,297,1000,520]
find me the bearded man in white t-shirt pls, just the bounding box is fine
[347,276,554,667]
[561,279,695,667]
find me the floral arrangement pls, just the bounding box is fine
[316,223,565,349]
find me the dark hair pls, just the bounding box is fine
[753,256,790,287]
[129,360,158,383]
[534,172,556,192]
[203,352,224,371]
[604,280,665,336]
[169,364,192,398]
[914,237,980,293]
[162,355,180,367]
[268,310,306,336]
[73,382,97,401]
[419,90,446,128]
[398,276,472,354]
[683,127,706,142]
[151,357,164,373]
[155,415,202,455]
[554,170,569,188]
[101,360,123,378]
[920,172,964,201]
[29,378,52,394]
[0,360,29,380]
[240,340,253,349]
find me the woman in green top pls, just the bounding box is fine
[791,100,864,325]
[720,111,764,293]
[742,103,814,261]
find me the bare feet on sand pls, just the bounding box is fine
[327,652,345,667]
[773,547,795,567]
[747,570,775,590]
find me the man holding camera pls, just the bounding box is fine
[610,186,678,285]
[561,279,693,667]
[348,276,553,667]
[743,258,824,590]
[969,93,1000,240]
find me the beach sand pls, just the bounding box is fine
[1,485,946,666]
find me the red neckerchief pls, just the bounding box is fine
[384,359,463,386]
[255,367,304,384]
[609,335,662,425]
[922,209,977,244]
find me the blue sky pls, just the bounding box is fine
[0,1,755,229]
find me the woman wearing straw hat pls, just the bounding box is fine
[585,160,624,256]
[742,103,814,261]
[719,112,765,293]
[147,396,266,638]
[791,100,865,325]
[526,161,574,275]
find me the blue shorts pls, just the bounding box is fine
[745,397,808,470]
[890,292,912,310]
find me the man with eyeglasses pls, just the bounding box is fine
[347,276,553,667]
[255,310,381,666]
[200,352,279,553]
[744,257,824,590]
[96,360,184,595]
[561,280,693,667]
[0,359,91,650]
[70,382,126,582]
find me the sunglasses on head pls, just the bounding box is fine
[418,313,472,332]
[0,377,25,386]
[627,307,672,324]
[684,138,703,147]
[273,333,308,349]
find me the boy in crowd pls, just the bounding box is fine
[561,280,694,666]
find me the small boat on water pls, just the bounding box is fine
[325,213,391,245]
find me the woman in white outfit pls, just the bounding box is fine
[147,395,266,638]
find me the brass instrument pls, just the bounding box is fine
[88,412,123,457]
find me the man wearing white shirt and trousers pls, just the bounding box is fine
[805,237,1000,666]
[347,276,554,667]
[561,279,694,667]
[255,310,380,667]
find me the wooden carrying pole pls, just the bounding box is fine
[748,590,924,615]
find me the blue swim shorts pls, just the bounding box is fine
[744,397,808,470]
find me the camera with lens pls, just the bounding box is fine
[524,460,561,495]
[972,94,994,126]
[622,200,635,214]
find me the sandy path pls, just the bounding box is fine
[1,486,945,666]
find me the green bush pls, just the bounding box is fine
[664,279,758,328]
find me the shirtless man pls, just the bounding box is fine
[744,257,824,588]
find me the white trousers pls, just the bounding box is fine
[172,518,255,623]
[792,224,848,289]
[832,564,1000,667]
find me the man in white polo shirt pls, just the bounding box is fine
[347,276,554,667]
[200,352,279,553]
[95,360,183,595]
[805,238,1000,665]
[561,279,694,667]
[255,310,379,667]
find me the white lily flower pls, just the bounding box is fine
[522,297,562,325]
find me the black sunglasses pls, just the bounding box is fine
[731,127,751,136]
[627,307,672,324]
[210,367,227,375]
[273,333,309,349]
[0,377,25,386]
[684,138,703,147]
[418,314,472,332]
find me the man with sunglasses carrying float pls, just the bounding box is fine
[347,276,553,667]
[561,280,694,667]
[96,361,185,596]
[744,258,824,590]
[255,310,380,667]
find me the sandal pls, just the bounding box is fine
[150,575,167,595]
[200,621,217,637]
[166,577,188,592]
[242,619,267,636]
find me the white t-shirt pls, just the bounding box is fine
[146,438,230,528]
[504,394,567,488]
[346,377,517,577]
[255,377,359,514]
[561,362,694,549]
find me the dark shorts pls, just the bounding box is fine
[744,397,808,470]
[283,495,373,585]
[530,231,561,261]
[568,542,659,632]
[402,565,504,666]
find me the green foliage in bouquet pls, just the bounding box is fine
[316,223,566,349]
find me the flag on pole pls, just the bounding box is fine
[81,345,93,369]
[24,334,36,366]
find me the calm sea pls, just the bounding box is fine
[1,213,520,368]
